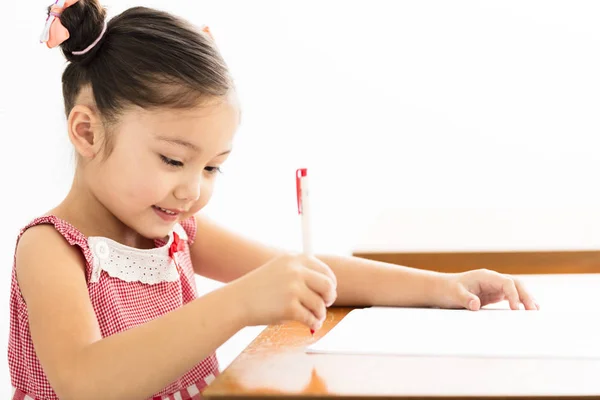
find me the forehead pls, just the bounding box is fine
[117,95,240,148]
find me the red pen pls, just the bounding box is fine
[296,168,315,334]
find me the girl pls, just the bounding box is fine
[10,1,539,399]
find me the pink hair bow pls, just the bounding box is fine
[39,0,80,48]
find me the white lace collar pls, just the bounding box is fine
[88,223,188,285]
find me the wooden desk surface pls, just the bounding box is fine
[352,250,600,275]
[204,275,600,399]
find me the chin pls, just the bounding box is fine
[135,222,176,241]
[154,225,177,240]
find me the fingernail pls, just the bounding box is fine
[468,299,477,310]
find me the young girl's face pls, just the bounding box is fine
[86,93,239,240]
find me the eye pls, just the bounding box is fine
[160,155,184,168]
[204,166,223,175]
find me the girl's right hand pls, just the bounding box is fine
[231,254,337,332]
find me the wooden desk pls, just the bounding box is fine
[204,274,600,399]
[352,250,600,274]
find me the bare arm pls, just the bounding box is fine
[16,225,247,400]
[190,215,538,312]
[190,214,284,283]
[190,214,440,307]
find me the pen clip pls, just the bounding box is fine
[296,168,307,215]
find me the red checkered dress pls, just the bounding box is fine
[9,215,219,399]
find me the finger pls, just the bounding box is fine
[514,279,538,310]
[457,285,481,311]
[294,297,324,332]
[501,277,521,310]
[303,268,337,307]
[292,300,322,332]
[299,283,328,322]
[303,256,337,288]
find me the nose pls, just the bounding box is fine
[174,175,201,202]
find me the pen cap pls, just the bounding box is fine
[296,168,308,215]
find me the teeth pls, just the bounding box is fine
[156,206,176,215]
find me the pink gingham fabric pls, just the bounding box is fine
[8,215,219,399]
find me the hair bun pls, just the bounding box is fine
[53,0,108,64]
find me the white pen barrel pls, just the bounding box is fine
[300,176,313,256]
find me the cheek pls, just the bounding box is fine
[124,177,166,205]
[100,152,168,207]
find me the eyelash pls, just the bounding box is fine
[204,166,223,175]
[160,155,184,167]
[160,155,223,174]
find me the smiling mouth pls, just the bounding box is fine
[152,205,179,215]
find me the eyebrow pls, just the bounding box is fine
[156,136,231,156]
[157,136,201,152]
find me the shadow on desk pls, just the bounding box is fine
[352,250,600,274]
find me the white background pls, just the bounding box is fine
[2,0,600,396]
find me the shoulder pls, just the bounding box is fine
[16,224,88,300]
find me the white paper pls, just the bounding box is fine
[306,307,600,359]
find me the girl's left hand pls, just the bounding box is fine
[435,269,540,311]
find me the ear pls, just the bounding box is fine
[67,104,106,159]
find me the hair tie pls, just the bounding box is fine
[71,22,107,55]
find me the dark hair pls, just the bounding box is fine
[51,0,232,130]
